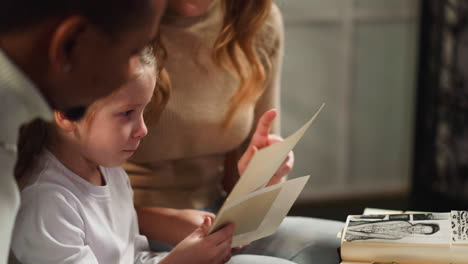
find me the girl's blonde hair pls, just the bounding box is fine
[146,35,171,126]
[14,46,170,188]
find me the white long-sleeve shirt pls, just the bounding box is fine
[11,150,168,264]
[0,48,52,264]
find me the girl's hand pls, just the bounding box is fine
[162,217,235,264]
[238,109,294,186]
[231,243,249,254]
[171,209,216,244]
[135,206,215,246]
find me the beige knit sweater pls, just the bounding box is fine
[125,0,284,209]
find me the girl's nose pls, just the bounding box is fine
[133,116,148,139]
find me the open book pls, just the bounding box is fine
[208,104,325,247]
[339,210,468,264]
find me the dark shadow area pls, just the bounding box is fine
[412,0,468,211]
[288,195,410,222]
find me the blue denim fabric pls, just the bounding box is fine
[235,216,343,264]
[228,254,297,264]
[150,216,343,264]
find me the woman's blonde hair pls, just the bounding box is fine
[215,0,274,128]
[14,46,170,187]
[156,0,275,128]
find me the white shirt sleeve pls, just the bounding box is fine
[11,185,99,264]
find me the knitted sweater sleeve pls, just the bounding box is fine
[253,3,285,136]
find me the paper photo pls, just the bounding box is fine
[451,211,468,244]
[344,213,451,244]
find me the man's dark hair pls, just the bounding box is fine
[0,0,153,35]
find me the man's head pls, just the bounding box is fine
[0,0,167,119]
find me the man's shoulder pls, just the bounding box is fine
[0,87,31,147]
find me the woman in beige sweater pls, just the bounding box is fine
[125,0,343,263]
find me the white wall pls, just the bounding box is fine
[278,0,420,201]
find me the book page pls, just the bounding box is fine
[363,208,427,215]
[451,210,468,245]
[343,213,451,244]
[209,176,310,247]
[341,212,468,264]
[226,103,324,203]
[363,208,404,215]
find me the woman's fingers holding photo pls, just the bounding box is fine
[238,121,292,176]
[250,109,277,148]
[237,145,258,175]
[268,150,294,186]
[267,133,283,144]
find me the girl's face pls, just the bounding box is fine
[74,66,156,167]
[167,0,215,17]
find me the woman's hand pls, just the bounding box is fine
[238,109,294,186]
[161,217,234,264]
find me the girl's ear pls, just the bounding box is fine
[54,111,77,132]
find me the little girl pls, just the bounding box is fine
[9,48,236,264]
